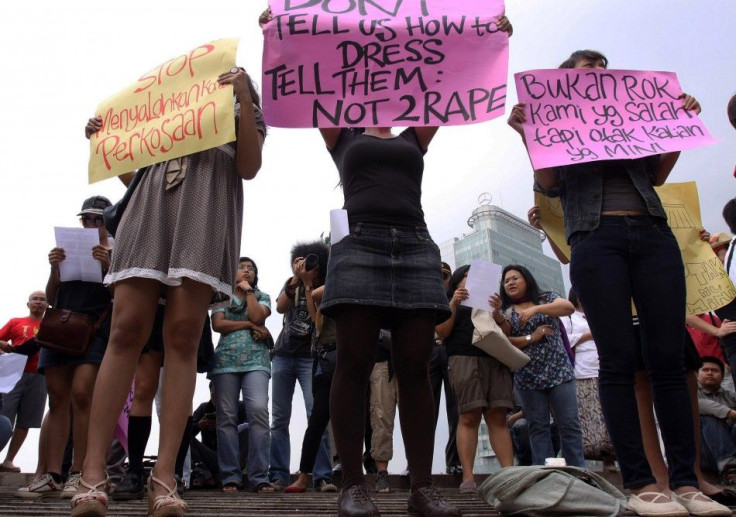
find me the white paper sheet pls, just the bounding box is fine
[0,353,28,393]
[330,209,349,244]
[54,227,103,283]
[461,260,503,311]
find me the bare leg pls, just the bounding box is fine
[457,409,481,484]
[484,407,514,468]
[634,371,670,492]
[150,279,211,500]
[69,364,100,472]
[44,366,74,475]
[35,413,49,475]
[130,352,163,417]
[78,278,160,492]
[4,428,29,464]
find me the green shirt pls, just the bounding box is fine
[211,291,271,375]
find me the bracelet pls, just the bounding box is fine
[244,288,255,295]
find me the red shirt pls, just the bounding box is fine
[0,316,42,373]
[687,313,727,364]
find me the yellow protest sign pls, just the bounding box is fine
[534,191,571,262]
[88,38,239,183]
[655,182,736,314]
[535,182,736,314]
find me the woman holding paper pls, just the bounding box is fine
[24,197,113,500]
[436,265,513,494]
[493,265,583,467]
[508,50,729,517]
[72,67,265,517]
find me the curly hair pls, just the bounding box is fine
[290,241,330,286]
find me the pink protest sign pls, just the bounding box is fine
[514,69,718,170]
[114,380,135,455]
[262,0,509,127]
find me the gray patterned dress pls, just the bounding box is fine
[105,103,266,308]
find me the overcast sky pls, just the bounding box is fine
[1,1,734,473]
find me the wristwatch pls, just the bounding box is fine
[525,335,532,343]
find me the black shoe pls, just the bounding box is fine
[111,469,144,501]
[711,488,736,506]
[445,465,463,476]
[363,452,378,475]
[407,486,462,517]
[338,483,380,517]
[174,474,186,498]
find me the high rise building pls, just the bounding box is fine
[441,194,565,296]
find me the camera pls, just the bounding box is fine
[305,254,319,271]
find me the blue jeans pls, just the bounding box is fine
[700,415,736,473]
[517,380,585,467]
[269,354,332,484]
[213,370,270,488]
[569,215,696,490]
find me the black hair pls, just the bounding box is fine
[290,241,330,286]
[723,199,736,235]
[447,264,470,299]
[567,287,581,309]
[700,355,725,376]
[499,264,546,310]
[559,50,608,69]
[728,93,736,131]
[239,256,259,287]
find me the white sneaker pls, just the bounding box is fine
[671,490,732,517]
[61,472,82,499]
[14,473,62,498]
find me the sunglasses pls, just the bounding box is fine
[81,215,105,226]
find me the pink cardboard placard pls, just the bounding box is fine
[514,69,718,170]
[262,0,509,127]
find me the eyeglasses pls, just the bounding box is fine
[503,275,522,285]
[239,265,256,272]
[81,215,105,227]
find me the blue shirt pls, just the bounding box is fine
[507,292,574,390]
[211,291,271,375]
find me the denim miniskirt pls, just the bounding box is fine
[320,222,451,323]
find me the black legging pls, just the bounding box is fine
[298,363,333,474]
[330,306,436,491]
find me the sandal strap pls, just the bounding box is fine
[633,491,671,503]
[149,474,187,511]
[70,476,109,507]
[678,490,709,501]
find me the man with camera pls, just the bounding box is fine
[269,242,333,491]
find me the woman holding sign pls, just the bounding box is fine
[71,68,265,517]
[508,50,729,517]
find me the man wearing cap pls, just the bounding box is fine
[0,290,49,472]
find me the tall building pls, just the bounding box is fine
[443,194,565,296]
[440,194,566,473]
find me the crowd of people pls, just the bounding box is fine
[0,9,735,517]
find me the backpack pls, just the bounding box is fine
[478,466,626,516]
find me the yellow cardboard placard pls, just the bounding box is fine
[656,182,736,314]
[535,182,736,314]
[88,38,239,183]
[534,191,571,261]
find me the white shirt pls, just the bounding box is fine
[563,310,600,379]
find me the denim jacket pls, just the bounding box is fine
[534,155,667,243]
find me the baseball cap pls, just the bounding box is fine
[78,196,112,216]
